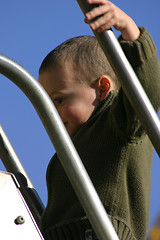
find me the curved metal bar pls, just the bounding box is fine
[76,0,160,157]
[0,54,119,240]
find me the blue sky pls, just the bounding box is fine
[0,0,160,232]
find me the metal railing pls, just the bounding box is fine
[0,54,119,240]
[0,124,45,227]
[76,0,160,157]
[0,1,160,239]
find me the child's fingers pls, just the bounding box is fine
[90,13,115,31]
[87,0,109,5]
[95,19,115,32]
[85,4,110,21]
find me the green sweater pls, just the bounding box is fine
[41,28,160,240]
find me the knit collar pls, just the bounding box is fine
[72,90,117,140]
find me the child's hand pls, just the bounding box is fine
[84,0,140,41]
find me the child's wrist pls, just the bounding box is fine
[121,19,140,42]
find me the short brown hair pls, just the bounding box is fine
[39,35,120,87]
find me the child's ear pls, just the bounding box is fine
[97,75,111,101]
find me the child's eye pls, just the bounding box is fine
[54,98,65,105]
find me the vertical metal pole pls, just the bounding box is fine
[0,54,119,240]
[76,0,160,157]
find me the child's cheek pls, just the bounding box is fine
[64,105,83,122]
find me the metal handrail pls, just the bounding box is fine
[0,54,119,239]
[0,2,159,239]
[0,124,45,227]
[76,0,160,157]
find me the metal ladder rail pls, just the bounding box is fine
[0,4,159,238]
[0,54,119,240]
[76,0,160,157]
[0,124,45,228]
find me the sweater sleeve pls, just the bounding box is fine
[119,27,160,111]
[109,28,160,140]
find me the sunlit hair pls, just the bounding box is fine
[39,35,120,89]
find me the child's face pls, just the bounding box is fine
[38,64,100,137]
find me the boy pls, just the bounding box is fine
[38,1,160,239]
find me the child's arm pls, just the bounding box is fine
[84,0,140,41]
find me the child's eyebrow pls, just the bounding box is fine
[47,91,59,99]
[50,91,65,98]
[50,91,57,96]
[50,91,61,97]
